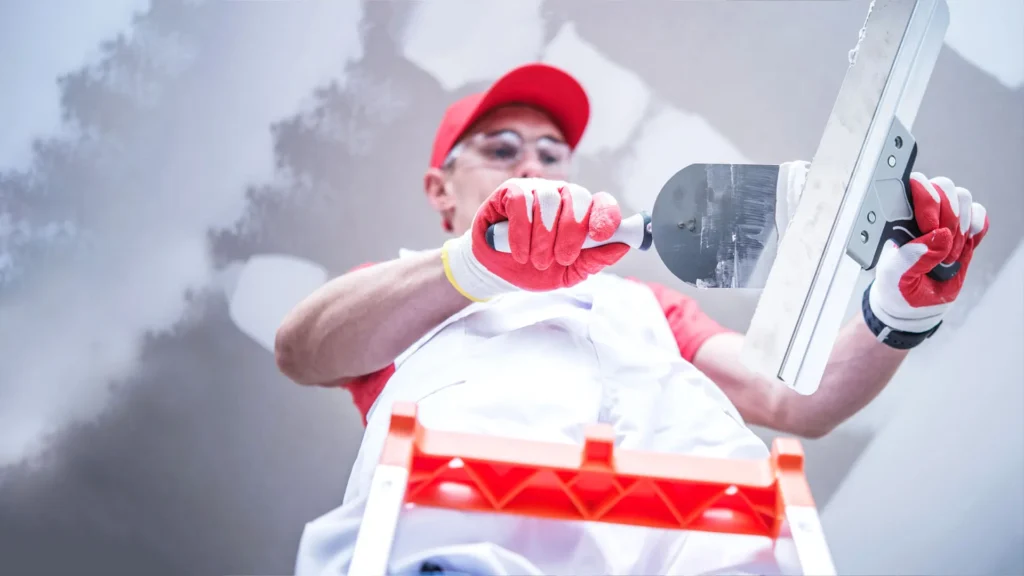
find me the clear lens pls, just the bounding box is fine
[456,130,572,178]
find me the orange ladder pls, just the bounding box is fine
[349,401,837,575]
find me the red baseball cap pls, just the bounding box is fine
[429,63,590,169]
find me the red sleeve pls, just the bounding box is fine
[347,261,377,273]
[341,364,395,426]
[628,278,734,362]
[338,261,395,426]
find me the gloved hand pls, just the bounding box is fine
[441,178,630,302]
[868,172,990,335]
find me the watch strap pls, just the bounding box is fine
[862,285,941,350]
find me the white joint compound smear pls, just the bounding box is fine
[0,0,367,469]
[541,22,651,156]
[226,255,328,353]
[944,0,1024,89]
[848,0,877,66]
[617,104,750,213]
[0,0,149,172]
[401,0,545,92]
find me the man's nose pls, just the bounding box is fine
[516,154,546,178]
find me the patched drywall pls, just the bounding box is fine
[401,0,546,92]
[823,239,1024,575]
[0,0,367,470]
[945,0,1023,89]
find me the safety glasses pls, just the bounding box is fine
[442,129,573,179]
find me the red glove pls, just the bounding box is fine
[868,172,990,333]
[441,178,630,301]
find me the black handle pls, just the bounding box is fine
[877,142,961,282]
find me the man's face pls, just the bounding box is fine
[424,105,572,235]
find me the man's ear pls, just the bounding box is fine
[423,168,451,209]
[424,168,455,230]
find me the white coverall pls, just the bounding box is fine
[295,250,779,575]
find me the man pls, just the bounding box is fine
[276,63,989,574]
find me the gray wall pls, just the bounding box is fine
[1,1,1021,574]
[824,239,1024,575]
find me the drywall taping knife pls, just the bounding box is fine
[745,0,952,397]
[483,119,958,290]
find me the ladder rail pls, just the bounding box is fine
[349,402,836,575]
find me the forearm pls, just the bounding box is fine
[775,317,907,436]
[695,317,907,437]
[274,249,470,385]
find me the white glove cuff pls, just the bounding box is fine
[441,233,518,303]
[867,281,946,334]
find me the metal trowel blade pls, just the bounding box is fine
[651,163,781,289]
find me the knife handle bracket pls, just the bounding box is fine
[845,119,959,281]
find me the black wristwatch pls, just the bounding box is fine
[861,285,941,350]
